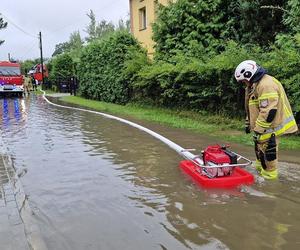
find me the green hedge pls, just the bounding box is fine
[129,40,300,118]
[77,31,143,104]
[131,42,256,116]
[262,34,300,112]
[49,53,75,82]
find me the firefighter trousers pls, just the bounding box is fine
[254,135,279,179]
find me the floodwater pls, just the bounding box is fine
[0,95,300,250]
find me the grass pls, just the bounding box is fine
[52,94,300,150]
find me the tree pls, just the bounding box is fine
[283,0,300,33]
[84,10,115,42]
[49,53,74,84]
[78,31,142,104]
[152,0,228,59]
[84,10,97,42]
[52,31,83,57]
[116,19,130,32]
[21,58,40,75]
[95,20,115,39]
[152,0,287,60]
[0,14,8,45]
[52,42,71,57]
[69,31,83,50]
[226,0,286,46]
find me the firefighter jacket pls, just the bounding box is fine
[246,74,298,142]
[23,76,30,87]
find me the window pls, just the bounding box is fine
[139,7,147,30]
[0,66,21,76]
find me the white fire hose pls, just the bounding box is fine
[42,92,253,169]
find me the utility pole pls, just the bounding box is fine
[39,31,45,86]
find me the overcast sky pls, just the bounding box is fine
[0,0,129,61]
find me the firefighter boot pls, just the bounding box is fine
[254,159,262,174]
[260,168,278,180]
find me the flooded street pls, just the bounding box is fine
[1,95,300,250]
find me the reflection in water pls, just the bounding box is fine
[0,96,300,250]
[1,97,28,131]
[13,98,21,121]
[2,98,9,127]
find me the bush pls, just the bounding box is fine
[262,33,300,112]
[132,41,261,116]
[77,31,143,104]
[49,53,75,83]
[130,38,300,119]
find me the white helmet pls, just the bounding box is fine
[235,60,258,82]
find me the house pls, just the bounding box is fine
[129,0,173,57]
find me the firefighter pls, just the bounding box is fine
[27,74,33,91]
[23,75,30,95]
[235,60,298,180]
[31,74,37,91]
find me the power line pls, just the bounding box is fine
[18,41,39,60]
[1,1,128,60]
[1,13,38,38]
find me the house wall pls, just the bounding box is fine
[129,0,173,56]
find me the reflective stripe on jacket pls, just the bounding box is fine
[247,74,298,141]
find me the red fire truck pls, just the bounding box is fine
[0,61,24,96]
[28,64,48,84]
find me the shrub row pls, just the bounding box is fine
[128,40,300,117]
[49,32,300,120]
[77,31,142,104]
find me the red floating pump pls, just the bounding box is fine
[203,145,233,164]
[179,145,254,188]
[202,145,236,178]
